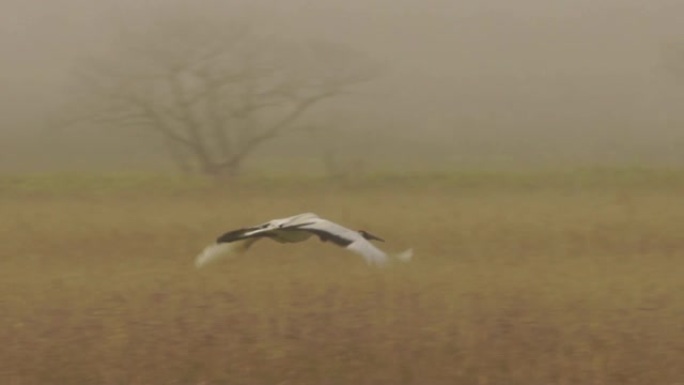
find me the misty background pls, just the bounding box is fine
[2,0,683,175]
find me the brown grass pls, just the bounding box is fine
[1,174,684,385]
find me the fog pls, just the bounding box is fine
[2,0,683,174]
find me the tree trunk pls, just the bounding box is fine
[201,158,243,181]
[163,135,196,175]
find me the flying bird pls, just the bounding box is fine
[195,212,412,268]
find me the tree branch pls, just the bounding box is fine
[200,73,233,157]
[218,90,339,168]
[165,73,213,164]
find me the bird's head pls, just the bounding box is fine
[358,230,384,242]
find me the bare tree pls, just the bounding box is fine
[66,15,380,178]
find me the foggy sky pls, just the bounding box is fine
[2,0,683,172]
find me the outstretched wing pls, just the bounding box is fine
[196,223,271,269]
[217,213,321,243]
[288,218,391,266]
[281,212,320,225]
[345,239,389,266]
[217,225,279,243]
[195,238,260,268]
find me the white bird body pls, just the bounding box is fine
[195,212,412,268]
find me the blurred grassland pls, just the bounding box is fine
[1,170,684,385]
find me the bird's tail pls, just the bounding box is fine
[195,239,255,269]
[393,248,413,262]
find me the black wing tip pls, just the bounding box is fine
[304,228,354,247]
[358,230,385,242]
[216,228,249,243]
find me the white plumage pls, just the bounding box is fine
[195,212,412,268]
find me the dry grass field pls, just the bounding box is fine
[2,171,684,385]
